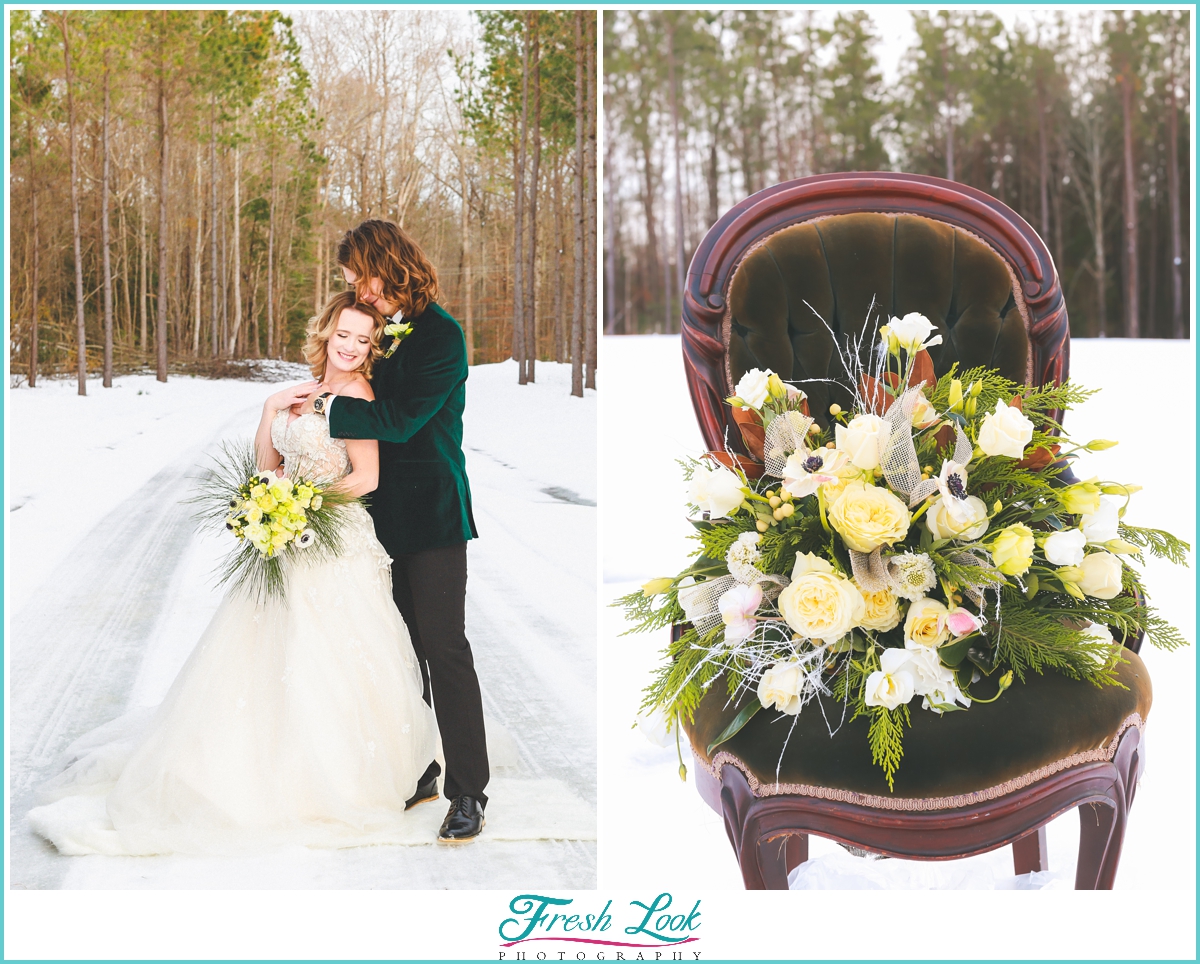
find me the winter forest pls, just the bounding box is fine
[9,10,598,395]
[604,9,1191,340]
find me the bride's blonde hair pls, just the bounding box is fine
[303,291,388,380]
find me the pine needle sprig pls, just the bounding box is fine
[1119,524,1192,566]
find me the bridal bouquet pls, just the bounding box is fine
[192,441,358,602]
[620,315,1188,789]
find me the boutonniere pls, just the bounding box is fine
[382,319,414,358]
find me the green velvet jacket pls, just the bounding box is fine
[327,302,478,558]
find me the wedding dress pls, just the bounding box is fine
[28,411,438,856]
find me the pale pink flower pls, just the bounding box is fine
[943,607,983,638]
[718,583,763,644]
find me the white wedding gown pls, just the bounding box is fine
[28,411,439,856]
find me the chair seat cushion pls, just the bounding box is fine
[684,650,1151,808]
[726,212,1032,424]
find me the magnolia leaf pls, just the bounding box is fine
[706,701,762,756]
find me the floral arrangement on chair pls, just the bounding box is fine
[620,314,1188,790]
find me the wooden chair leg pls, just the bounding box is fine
[1012,826,1048,875]
[785,833,809,873]
[1075,801,1123,890]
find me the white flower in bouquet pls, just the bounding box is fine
[781,446,846,500]
[977,399,1035,458]
[1043,528,1086,566]
[925,494,990,542]
[718,583,763,644]
[885,312,943,354]
[733,368,772,410]
[757,659,807,715]
[886,552,938,600]
[777,553,865,644]
[1080,497,1120,544]
[904,596,951,649]
[910,390,938,428]
[934,460,972,518]
[725,531,764,584]
[1076,550,1124,599]
[688,463,745,519]
[635,706,677,748]
[856,582,902,632]
[295,529,316,549]
[835,413,887,470]
[864,648,916,710]
[827,480,912,553]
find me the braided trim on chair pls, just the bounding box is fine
[697,712,1144,813]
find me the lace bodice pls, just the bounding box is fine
[271,410,351,482]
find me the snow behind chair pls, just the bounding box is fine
[677,171,1151,890]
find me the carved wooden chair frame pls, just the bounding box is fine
[679,172,1139,890]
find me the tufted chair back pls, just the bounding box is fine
[682,173,1070,447]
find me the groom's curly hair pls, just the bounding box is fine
[336,219,440,318]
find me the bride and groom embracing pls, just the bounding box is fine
[29,220,491,855]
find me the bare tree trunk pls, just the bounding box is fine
[139,163,148,356]
[524,12,541,384]
[230,126,243,355]
[220,155,228,353]
[667,17,686,299]
[1037,87,1050,242]
[570,11,585,398]
[60,14,87,395]
[460,173,474,366]
[156,25,170,383]
[584,12,597,389]
[267,156,277,357]
[1166,74,1184,338]
[210,100,219,356]
[102,50,114,387]
[942,43,955,182]
[1091,141,1108,338]
[119,179,133,349]
[193,147,204,355]
[27,104,39,387]
[1119,70,1139,338]
[553,156,565,361]
[1147,171,1158,335]
[604,132,617,336]
[513,18,529,383]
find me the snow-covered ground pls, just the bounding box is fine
[6,360,597,889]
[600,334,1195,892]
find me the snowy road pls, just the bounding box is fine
[7,362,596,889]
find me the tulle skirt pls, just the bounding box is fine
[28,506,439,856]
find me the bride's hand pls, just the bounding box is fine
[266,381,319,413]
[297,386,330,416]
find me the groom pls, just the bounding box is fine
[308,218,488,843]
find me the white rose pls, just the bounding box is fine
[1077,551,1123,600]
[757,659,806,715]
[977,400,1035,459]
[635,707,675,748]
[778,566,865,645]
[835,413,887,470]
[1081,498,1120,544]
[734,368,772,410]
[1043,528,1086,566]
[925,495,990,542]
[902,646,955,697]
[688,464,745,519]
[887,312,943,353]
[864,648,916,710]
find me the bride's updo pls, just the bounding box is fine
[303,290,388,380]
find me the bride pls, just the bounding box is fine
[28,291,438,856]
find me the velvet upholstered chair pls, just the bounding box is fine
[678,172,1151,890]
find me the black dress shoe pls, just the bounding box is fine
[404,773,439,811]
[437,795,485,844]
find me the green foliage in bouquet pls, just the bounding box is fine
[619,315,1189,791]
[191,440,360,603]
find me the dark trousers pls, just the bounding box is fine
[390,541,489,806]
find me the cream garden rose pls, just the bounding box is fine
[835,413,887,470]
[1077,550,1123,599]
[827,480,912,553]
[856,582,902,632]
[864,648,916,710]
[924,494,990,542]
[903,596,950,649]
[777,553,865,644]
[977,399,1035,459]
[989,523,1035,576]
[757,659,806,715]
